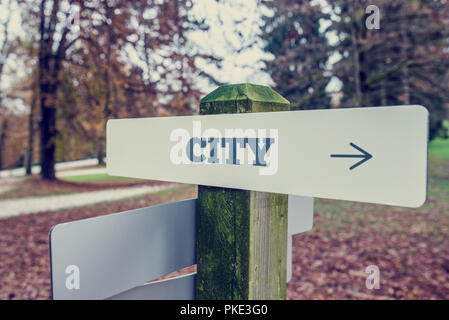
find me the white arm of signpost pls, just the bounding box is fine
[287,195,314,282]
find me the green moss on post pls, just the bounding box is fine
[196,83,290,299]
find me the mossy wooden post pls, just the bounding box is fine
[196,83,290,299]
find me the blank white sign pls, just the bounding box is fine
[50,199,197,300]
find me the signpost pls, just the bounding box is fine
[50,83,428,300]
[50,195,313,299]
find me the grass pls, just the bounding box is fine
[61,173,142,183]
[428,138,449,159]
[427,138,449,200]
[57,164,106,172]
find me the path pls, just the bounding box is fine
[0,183,178,219]
[0,158,103,178]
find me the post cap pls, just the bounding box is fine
[200,83,289,105]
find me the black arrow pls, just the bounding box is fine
[330,143,373,170]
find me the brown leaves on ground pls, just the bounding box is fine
[0,184,197,300]
[0,184,448,299]
[287,197,449,300]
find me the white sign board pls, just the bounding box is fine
[287,195,314,282]
[288,195,313,235]
[107,106,428,208]
[50,199,197,300]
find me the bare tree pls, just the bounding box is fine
[38,0,78,180]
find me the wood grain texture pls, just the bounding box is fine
[196,83,289,299]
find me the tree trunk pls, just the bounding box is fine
[400,3,410,104]
[97,139,105,165]
[38,0,63,181]
[0,119,8,170]
[39,45,57,181]
[25,88,37,175]
[351,10,363,107]
[40,88,57,180]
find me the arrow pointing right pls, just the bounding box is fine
[330,142,373,170]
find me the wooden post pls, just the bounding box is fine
[196,83,290,299]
